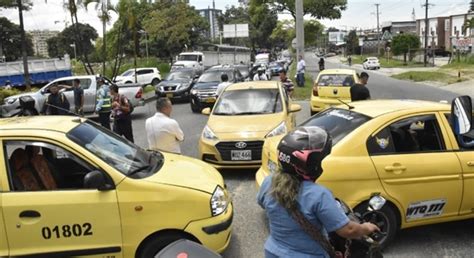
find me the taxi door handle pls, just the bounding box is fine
[467,161,474,167]
[384,165,406,172]
[19,210,41,218]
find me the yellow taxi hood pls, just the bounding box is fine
[207,113,285,134]
[144,153,224,194]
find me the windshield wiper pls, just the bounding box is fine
[233,111,263,115]
[128,165,150,176]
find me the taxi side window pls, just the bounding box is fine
[368,114,445,155]
[4,141,96,192]
[444,113,474,150]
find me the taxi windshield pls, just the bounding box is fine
[301,108,371,145]
[213,89,282,115]
[317,74,355,87]
[67,121,163,178]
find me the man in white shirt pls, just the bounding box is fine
[296,55,306,87]
[253,66,268,81]
[145,98,184,154]
[216,73,232,97]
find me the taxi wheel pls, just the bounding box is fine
[138,232,196,257]
[354,202,399,249]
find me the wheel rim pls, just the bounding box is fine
[362,211,391,245]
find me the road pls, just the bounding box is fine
[128,52,469,258]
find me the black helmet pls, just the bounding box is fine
[277,126,332,181]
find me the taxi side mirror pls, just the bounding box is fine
[451,95,472,135]
[201,108,211,115]
[84,170,114,191]
[289,104,301,113]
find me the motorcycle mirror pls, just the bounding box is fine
[368,195,386,211]
[451,96,472,135]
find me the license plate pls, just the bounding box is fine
[231,150,252,161]
[205,98,216,103]
[166,93,173,98]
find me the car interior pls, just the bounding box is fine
[6,142,96,192]
[389,116,444,153]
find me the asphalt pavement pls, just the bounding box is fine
[128,53,471,258]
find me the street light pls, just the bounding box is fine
[138,30,149,62]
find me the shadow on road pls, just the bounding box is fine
[219,169,257,181]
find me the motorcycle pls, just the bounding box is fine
[15,95,39,116]
[155,239,221,258]
[330,195,387,258]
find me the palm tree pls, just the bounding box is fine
[117,0,140,83]
[83,0,116,76]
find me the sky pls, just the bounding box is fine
[0,0,471,36]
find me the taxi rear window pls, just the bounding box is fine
[301,108,371,145]
[317,74,355,87]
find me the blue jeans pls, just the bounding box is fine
[265,249,279,258]
[297,73,305,87]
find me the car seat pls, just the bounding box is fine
[9,149,41,191]
[26,146,58,190]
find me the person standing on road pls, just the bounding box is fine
[253,66,269,81]
[216,73,232,97]
[257,127,379,258]
[279,69,294,98]
[95,78,112,130]
[61,78,84,116]
[296,55,306,87]
[110,84,134,143]
[40,84,70,115]
[146,97,184,154]
[350,72,371,101]
[348,55,352,66]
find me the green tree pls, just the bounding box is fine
[143,2,208,60]
[391,33,420,64]
[270,20,295,49]
[304,20,324,47]
[248,0,278,50]
[264,0,347,20]
[0,17,34,61]
[345,30,359,55]
[47,23,98,59]
[218,5,251,47]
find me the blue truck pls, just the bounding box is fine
[0,55,72,87]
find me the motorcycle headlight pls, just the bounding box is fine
[6,98,17,105]
[210,186,229,216]
[266,122,287,138]
[267,159,279,174]
[202,125,218,140]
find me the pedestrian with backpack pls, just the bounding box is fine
[40,83,70,115]
[110,84,134,142]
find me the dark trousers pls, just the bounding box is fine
[297,73,305,87]
[98,112,111,130]
[113,118,134,143]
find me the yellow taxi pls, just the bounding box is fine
[256,97,474,247]
[310,69,360,115]
[199,81,301,169]
[0,116,232,257]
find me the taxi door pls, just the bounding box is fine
[1,139,123,257]
[368,113,463,223]
[0,169,10,257]
[440,113,474,216]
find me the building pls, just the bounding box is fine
[381,21,416,35]
[416,17,448,49]
[29,30,59,58]
[198,1,222,41]
[448,13,474,50]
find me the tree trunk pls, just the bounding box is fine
[17,0,31,91]
[73,10,94,75]
[403,52,407,65]
[101,1,106,76]
[133,28,138,83]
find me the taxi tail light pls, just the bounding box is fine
[135,88,143,99]
[312,85,319,96]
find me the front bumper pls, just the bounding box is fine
[310,97,351,112]
[199,138,264,169]
[190,95,217,107]
[157,88,191,100]
[184,203,233,253]
[0,103,21,117]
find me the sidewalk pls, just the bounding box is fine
[326,56,474,98]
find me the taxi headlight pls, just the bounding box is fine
[210,186,229,216]
[6,97,17,105]
[266,122,287,138]
[202,125,218,140]
[267,159,279,174]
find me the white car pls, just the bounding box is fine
[114,67,162,85]
[363,57,380,70]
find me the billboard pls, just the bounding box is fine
[223,24,249,38]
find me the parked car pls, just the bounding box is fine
[310,69,360,115]
[256,96,474,248]
[155,68,199,102]
[1,75,154,117]
[189,66,244,113]
[363,57,381,70]
[0,116,233,257]
[234,64,250,80]
[199,81,301,169]
[268,62,284,76]
[114,68,162,85]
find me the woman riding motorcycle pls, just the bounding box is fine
[257,126,379,258]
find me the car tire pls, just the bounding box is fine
[125,81,132,84]
[354,201,399,249]
[137,232,195,258]
[190,99,201,113]
[151,78,160,86]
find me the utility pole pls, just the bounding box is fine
[17,0,31,90]
[375,3,381,55]
[422,0,431,67]
[295,0,304,59]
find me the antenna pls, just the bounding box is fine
[337,99,355,110]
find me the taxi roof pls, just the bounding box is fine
[0,116,83,134]
[226,81,279,91]
[340,99,450,118]
[319,69,358,75]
